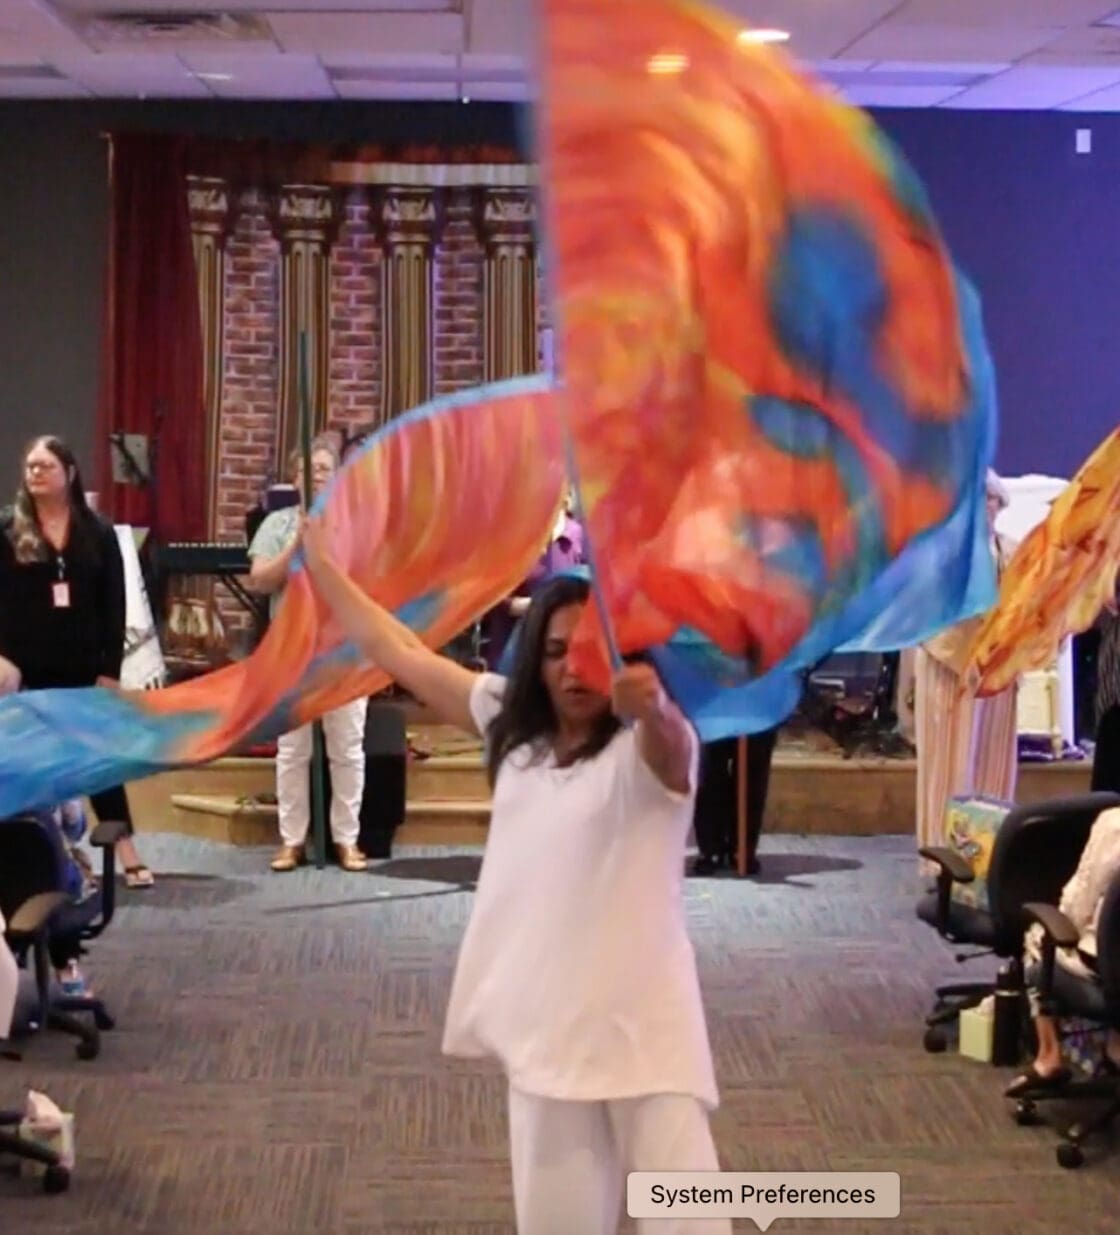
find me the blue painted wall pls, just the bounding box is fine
[873,109,1120,479]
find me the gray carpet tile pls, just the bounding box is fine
[2,832,1116,1233]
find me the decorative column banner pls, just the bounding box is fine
[187,175,231,536]
[479,188,538,382]
[378,186,439,425]
[273,184,336,468]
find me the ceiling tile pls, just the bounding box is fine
[1059,80,1120,108]
[266,11,463,56]
[56,0,455,9]
[187,53,335,98]
[462,78,532,101]
[843,21,1069,61]
[0,76,90,98]
[840,83,965,107]
[318,53,458,74]
[333,77,459,101]
[897,0,1116,23]
[1021,23,1120,60]
[0,0,92,55]
[467,0,530,58]
[942,64,1120,108]
[461,52,522,75]
[52,52,212,97]
[868,60,1013,76]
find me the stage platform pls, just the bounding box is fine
[123,728,1094,849]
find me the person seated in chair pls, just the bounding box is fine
[40,800,98,996]
[1006,805,1120,1095]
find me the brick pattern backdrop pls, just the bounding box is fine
[216,188,280,544]
[434,190,486,398]
[188,176,540,638]
[328,187,382,443]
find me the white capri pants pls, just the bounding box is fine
[507,1085,731,1235]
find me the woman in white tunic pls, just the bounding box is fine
[302,523,728,1235]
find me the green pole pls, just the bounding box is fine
[299,331,329,870]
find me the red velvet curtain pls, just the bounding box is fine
[96,134,206,540]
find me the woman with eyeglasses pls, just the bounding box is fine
[0,435,154,893]
[248,436,369,874]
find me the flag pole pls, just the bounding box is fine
[736,736,749,877]
[299,331,329,870]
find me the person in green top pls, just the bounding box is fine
[248,436,368,873]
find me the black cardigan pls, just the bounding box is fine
[0,506,127,689]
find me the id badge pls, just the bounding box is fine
[52,581,71,609]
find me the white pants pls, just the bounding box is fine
[507,1086,731,1235]
[275,698,367,848]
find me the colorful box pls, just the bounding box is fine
[944,796,1013,911]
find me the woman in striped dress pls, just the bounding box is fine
[914,470,1020,853]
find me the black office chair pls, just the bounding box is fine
[1010,866,1120,1169]
[916,792,1120,1053]
[0,813,125,1060]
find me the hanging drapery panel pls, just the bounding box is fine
[479,188,538,382]
[272,184,337,468]
[377,186,440,426]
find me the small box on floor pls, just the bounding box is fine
[959,1002,993,1063]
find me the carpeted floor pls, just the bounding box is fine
[2,832,1116,1233]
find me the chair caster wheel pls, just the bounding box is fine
[75,1037,99,1061]
[923,1028,948,1053]
[1014,1100,1039,1126]
[43,1164,70,1194]
[1056,1142,1084,1170]
[94,1009,115,1031]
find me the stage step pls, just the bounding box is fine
[136,740,1092,849]
[409,755,488,802]
[169,792,491,848]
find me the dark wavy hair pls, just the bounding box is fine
[485,574,622,787]
[8,436,94,563]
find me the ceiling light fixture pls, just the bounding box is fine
[738,28,790,45]
[647,52,689,74]
[194,71,234,82]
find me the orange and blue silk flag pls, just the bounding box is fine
[965,427,1120,698]
[0,0,998,815]
[537,0,997,736]
[0,381,564,815]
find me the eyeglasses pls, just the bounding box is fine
[25,460,61,474]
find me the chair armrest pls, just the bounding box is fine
[5,892,68,936]
[90,820,128,847]
[1023,902,1080,950]
[1023,902,1084,1017]
[919,847,975,883]
[919,846,974,938]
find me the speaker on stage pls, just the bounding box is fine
[312,697,408,861]
[360,698,408,859]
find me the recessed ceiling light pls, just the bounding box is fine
[647,52,689,74]
[738,28,791,45]
[195,72,234,82]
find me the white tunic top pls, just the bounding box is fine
[441,673,719,1110]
